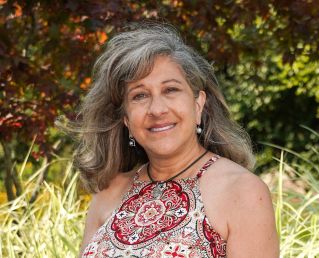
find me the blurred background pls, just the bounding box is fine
[1,1,318,257]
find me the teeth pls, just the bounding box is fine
[150,124,175,132]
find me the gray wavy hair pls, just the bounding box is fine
[66,23,255,193]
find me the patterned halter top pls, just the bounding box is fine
[82,155,227,258]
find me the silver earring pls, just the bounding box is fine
[196,125,202,134]
[129,135,136,147]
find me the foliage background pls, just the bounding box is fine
[0,0,319,257]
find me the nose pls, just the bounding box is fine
[146,95,169,117]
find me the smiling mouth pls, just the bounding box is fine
[149,124,176,132]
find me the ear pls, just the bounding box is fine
[195,90,206,125]
[123,115,128,127]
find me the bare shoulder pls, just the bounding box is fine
[207,156,279,257]
[206,156,270,200]
[79,169,136,257]
[203,157,268,199]
[92,169,136,225]
[227,157,268,191]
[207,156,274,215]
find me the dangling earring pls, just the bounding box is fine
[129,134,136,147]
[196,125,202,134]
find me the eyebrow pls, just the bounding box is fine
[127,79,182,94]
[162,79,182,84]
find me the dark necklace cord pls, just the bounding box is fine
[147,150,209,183]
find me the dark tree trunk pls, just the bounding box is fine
[28,138,64,204]
[1,140,23,202]
[29,155,49,204]
[4,173,15,202]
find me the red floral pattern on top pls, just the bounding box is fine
[203,216,227,256]
[111,181,189,245]
[82,155,227,258]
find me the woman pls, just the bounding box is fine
[76,23,279,257]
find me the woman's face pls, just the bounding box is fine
[124,55,206,157]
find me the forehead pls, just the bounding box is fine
[126,56,188,89]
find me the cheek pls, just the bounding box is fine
[125,108,145,128]
[177,99,197,120]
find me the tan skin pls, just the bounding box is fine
[79,56,279,257]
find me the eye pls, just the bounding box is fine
[164,87,179,94]
[132,93,147,101]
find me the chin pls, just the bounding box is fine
[145,142,181,157]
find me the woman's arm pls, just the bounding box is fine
[78,171,135,257]
[78,193,103,257]
[226,173,280,257]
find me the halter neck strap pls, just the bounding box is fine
[133,163,147,182]
[196,154,221,178]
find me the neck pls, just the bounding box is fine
[146,143,207,181]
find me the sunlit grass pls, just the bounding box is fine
[273,151,319,257]
[263,125,319,257]
[0,159,89,258]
